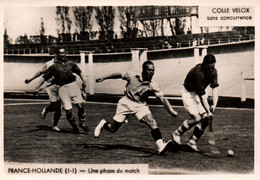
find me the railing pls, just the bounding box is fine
[4,33,255,55]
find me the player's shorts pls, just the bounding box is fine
[181,87,206,116]
[113,96,151,123]
[58,81,83,110]
[47,85,59,102]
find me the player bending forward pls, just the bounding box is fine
[25,51,61,131]
[172,54,219,151]
[95,60,178,155]
[34,48,90,134]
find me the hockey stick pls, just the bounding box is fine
[81,87,87,101]
[25,83,54,94]
[207,108,220,155]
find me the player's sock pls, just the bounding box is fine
[66,110,79,133]
[151,128,164,149]
[78,107,86,121]
[45,102,57,112]
[190,117,210,142]
[53,109,61,126]
[103,122,110,130]
[103,121,122,133]
[53,101,61,126]
[151,128,162,141]
[190,126,204,142]
[175,120,191,136]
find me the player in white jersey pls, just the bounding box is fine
[25,56,61,132]
[95,61,178,155]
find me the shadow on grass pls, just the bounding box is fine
[169,143,224,158]
[84,143,156,157]
[25,125,89,135]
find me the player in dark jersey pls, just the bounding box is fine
[34,48,89,134]
[25,53,61,131]
[172,54,219,151]
[94,60,178,155]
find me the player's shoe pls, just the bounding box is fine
[158,140,173,156]
[171,132,182,145]
[187,139,200,152]
[52,126,61,131]
[79,123,90,132]
[94,119,106,138]
[41,106,48,119]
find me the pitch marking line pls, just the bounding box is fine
[4,98,50,102]
[4,99,254,111]
[148,168,228,174]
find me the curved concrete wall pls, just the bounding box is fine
[4,41,254,98]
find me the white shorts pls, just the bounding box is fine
[58,81,83,110]
[113,96,151,123]
[47,85,59,102]
[182,88,206,116]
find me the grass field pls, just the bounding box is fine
[4,99,254,174]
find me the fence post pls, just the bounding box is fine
[80,51,95,95]
[139,48,148,67]
[194,47,200,64]
[201,46,208,61]
[131,48,148,73]
[131,49,141,73]
[80,52,86,78]
[241,72,246,102]
[88,52,94,95]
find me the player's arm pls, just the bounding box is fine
[25,70,43,84]
[210,69,219,112]
[157,96,178,117]
[152,82,178,117]
[78,72,87,88]
[34,67,53,91]
[211,87,219,112]
[72,63,88,88]
[199,94,212,117]
[25,63,48,84]
[96,73,123,83]
[33,77,46,92]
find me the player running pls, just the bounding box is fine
[33,48,90,134]
[94,60,178,155]
[171,54,219,151]
[25,51,61,131]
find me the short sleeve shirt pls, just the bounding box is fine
[122,72,164,103]
[43,60,82,86]
[184,64,219,95]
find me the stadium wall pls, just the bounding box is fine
[4,41,254,99]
